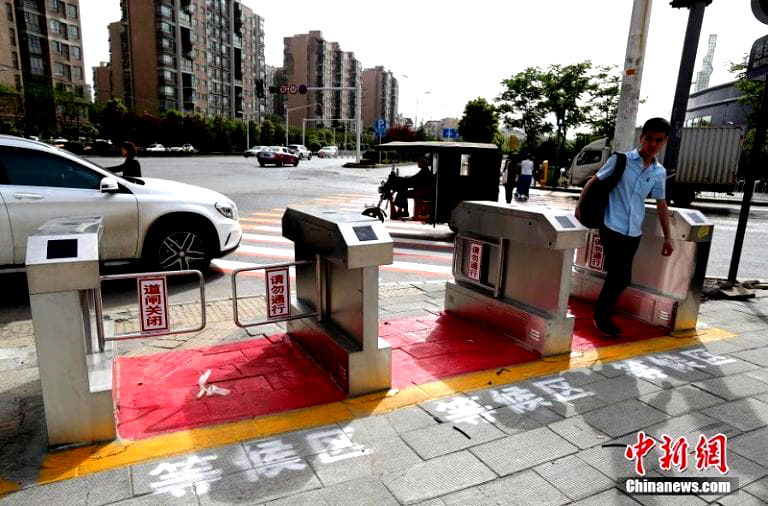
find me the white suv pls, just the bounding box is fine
[317,146,339,158]
[287,144,312,160]
[0,136,241,271]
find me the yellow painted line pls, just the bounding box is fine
[0,481,20,495]
[30,326,734,488]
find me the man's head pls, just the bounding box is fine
[417,157,430,170]
[639,117,671,159]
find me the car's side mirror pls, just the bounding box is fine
[100,177,119,193]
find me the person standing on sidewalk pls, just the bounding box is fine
[517,153,534,200]
[500,156,519,204]
[575,117,675,336]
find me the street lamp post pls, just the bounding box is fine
[415,91,432,129]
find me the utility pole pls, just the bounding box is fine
[664,0,712,196]
[613,0,654,152]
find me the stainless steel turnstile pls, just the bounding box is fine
[25,217,116,446]
[571,206,713,334]
[281,208,394,396]
[445,201,589,356]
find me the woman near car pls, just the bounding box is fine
[112,141,142,177]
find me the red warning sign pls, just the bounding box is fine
[468,241,482,281]
[138,277,170,333]
[588,234,605,271]
[266,268,290,319]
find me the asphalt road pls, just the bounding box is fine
[0,154,766,324]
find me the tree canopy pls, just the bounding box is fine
[458,97,499,143]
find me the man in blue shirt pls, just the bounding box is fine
[575,118,674,336]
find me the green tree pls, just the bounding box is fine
[585,65,621,139]
[259,119,275,145]
[458,97,499,143]
[729,60,767,166]
[497,67,551,150]
[100,98,128,144]
[539,61,594,166]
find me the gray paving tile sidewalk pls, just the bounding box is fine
[0,284,767,505]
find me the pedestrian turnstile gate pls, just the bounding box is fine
[25,216,116,446]
[445,201,589,356]
[280,208,394,396]
[571,206,713,334]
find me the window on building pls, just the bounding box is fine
[11,52,17,70]
[160,21,172,34]
[68,24,78,39]
[49,19,60,33]
[14,75,21,91]
[66,3,77,19]
[8,27,14,46]
[72,66,81,80]
[28,36,42,54]
[54,62,65,76]
[30,56,45,75]
[71,45,80,60]
[5,3,12,21]
[24,12,41,32]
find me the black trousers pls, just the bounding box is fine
[503,183,514,203]
[595,226,642,318]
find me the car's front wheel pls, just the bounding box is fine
[144,226,212,272]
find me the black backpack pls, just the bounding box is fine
[577,153,627,229]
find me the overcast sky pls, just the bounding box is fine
[82,0,766,126]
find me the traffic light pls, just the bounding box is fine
[255,79,265,98]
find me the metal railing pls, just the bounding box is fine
[94,269,206,352]
[452,234,506,298]
[232,257,322,328]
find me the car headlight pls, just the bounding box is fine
[215,202,237,220]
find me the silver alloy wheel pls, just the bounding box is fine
[158,231,206,270]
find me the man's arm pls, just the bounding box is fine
[656,200,674,256]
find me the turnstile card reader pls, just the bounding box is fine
[26,216,116,446]
[282,208,393,396]
[446,201,589,356]
[572,206,713,333]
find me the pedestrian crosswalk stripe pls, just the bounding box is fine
[242,233,292,244]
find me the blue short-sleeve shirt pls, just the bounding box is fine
[596,149,666,237]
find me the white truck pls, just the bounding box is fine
[567,126,745,206]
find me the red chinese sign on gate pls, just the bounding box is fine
[588,233,605,271]
[467,241,482,281]
[266,268,290,319]
[138,277,170,333]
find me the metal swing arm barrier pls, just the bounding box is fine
[94,269,206,352]
[232,257,322,328]
[452,233,506,298]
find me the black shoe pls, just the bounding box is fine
[593,315,622,337]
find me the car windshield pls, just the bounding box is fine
[266,147,282,152]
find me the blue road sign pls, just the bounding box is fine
[374,119,387,135]
[442,128,458,139]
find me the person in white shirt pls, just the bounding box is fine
[517,154,534,200]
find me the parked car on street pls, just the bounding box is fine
[317,146,339,158]
[287,144,312,160]
[257,146,299,167]
[243,145,267,157]
[168,144,196,153]
[145,143,167,153]
[0,135,242,272]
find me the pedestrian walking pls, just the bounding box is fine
[517,153,534,200]
[500,156,518,204]
[111,141,141,178]
[575,117,675,336]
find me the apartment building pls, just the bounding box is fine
[283,31,360,129]
[361,66,397,131]
[0,0,86,127]
[109,0,266,120]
